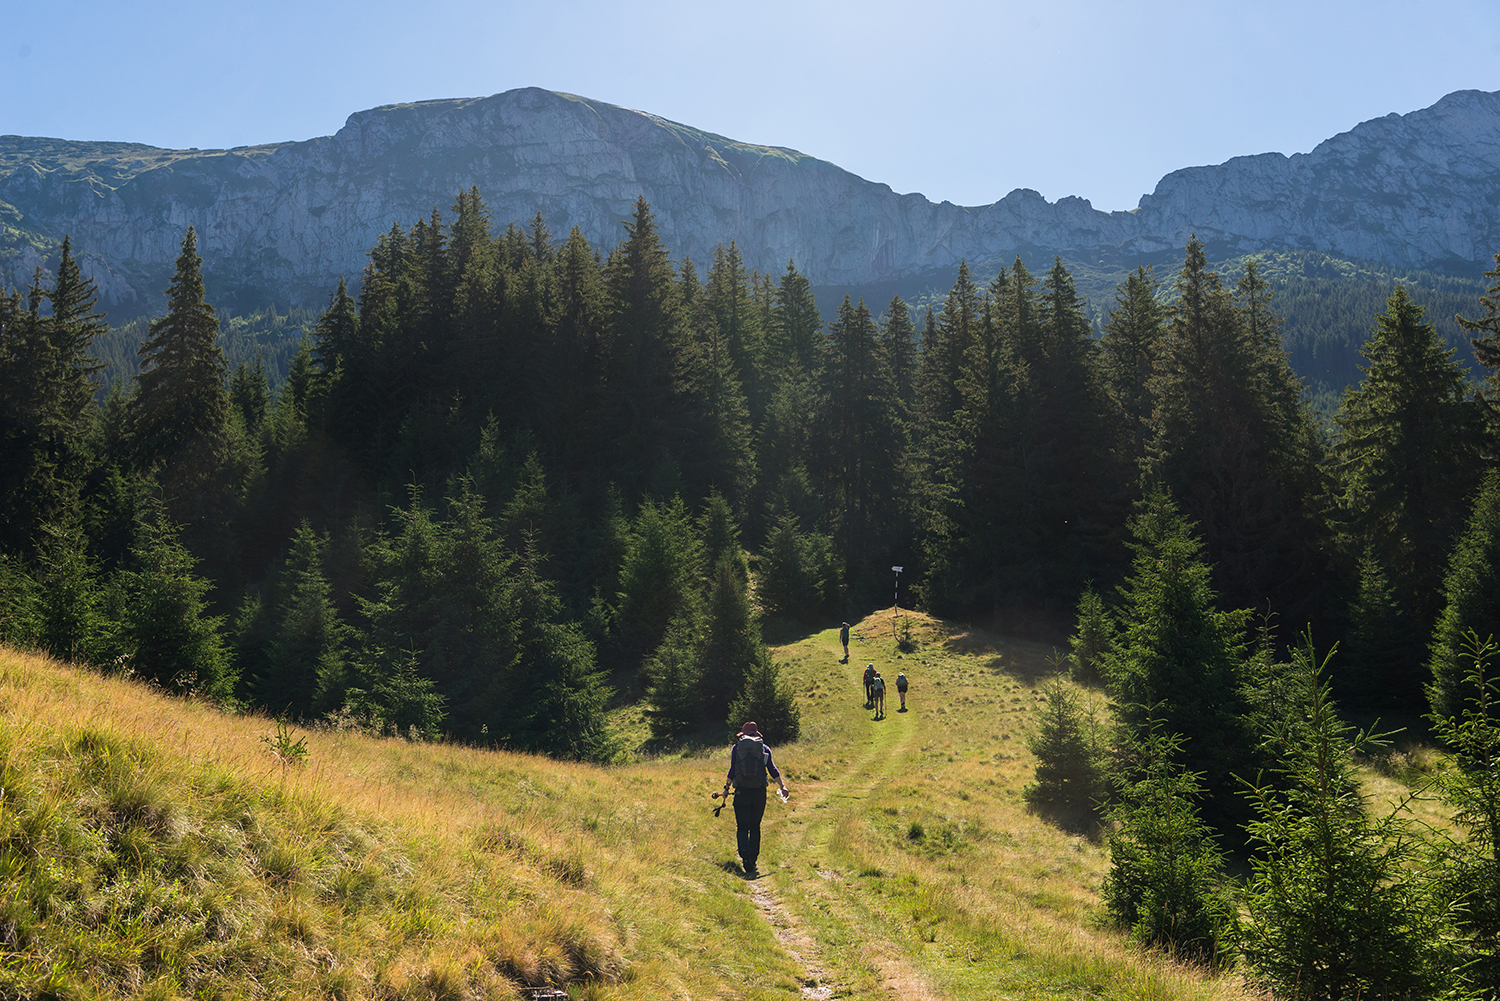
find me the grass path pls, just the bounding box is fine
[743,620,969,1000]
[718,611,1255,1001]
[751,668,928,999]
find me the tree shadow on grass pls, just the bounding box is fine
[759,615,826,647]
[1026,800,1105,842]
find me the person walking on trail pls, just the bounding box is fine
[721,721,788,878]
[896,670,909,712]
[839,622,851,664]
[863,663,876,707]
[871,671,886,719]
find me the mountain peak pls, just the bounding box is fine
[2,87,1497,314]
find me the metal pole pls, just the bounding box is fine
[891,566,903,638]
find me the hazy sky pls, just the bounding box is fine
[4,0,1497,212]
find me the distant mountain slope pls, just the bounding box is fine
[2,87,1498,318]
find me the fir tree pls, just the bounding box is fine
[1429,471,1500,722]
[1102,723,1232,964]
[1100,264,1163,469]
[1427,632,1500,995]
[116,513,235,699]
[1335,286,1487,681]
[1024,682,1105,827]
[1103,495,1253,835]
[1241,638,1451,1000]
[1459,252,1500,432]
[131,226,231,516]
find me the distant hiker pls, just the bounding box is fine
[863,663,876,707]
[896,670,909,711]
[871,672,886,719]
[840,622,851,664]
[721,721,789,878]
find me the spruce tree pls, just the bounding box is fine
[1335,286,1487,679]
[43,236,107,442]
[116,513,235,699]
[504,535,617,761]
[131,226,231,509]
[1024,682,1105,827]
[1149,240,1329,627]
[813,295,905,584]
[1241,639,1451,1000]
[0,240,106,556]
[1102,723,1232,964]
[727,652,801,745]
[250,520,351,718]
[683,266,756,516]
[1103,495,1253,835]
[34,517,110,668]
[1427,632,1500,995]
[705,241,767,419]
[1459,252,1500,432]
[1429,471,1500,722]
[771,259,820,377]
[603,197,690,497]
[1100,264,1163,469]
[612,496,704,672]
[1339,547,1420,719]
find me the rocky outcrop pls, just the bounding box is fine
[2,87,1497,314]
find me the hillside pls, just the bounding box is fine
[0,614,1256,1001]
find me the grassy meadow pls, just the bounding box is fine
[0,613,1272,1000]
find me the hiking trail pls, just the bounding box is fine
[749,660,943,1001]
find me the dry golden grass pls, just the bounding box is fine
[0,610,1295,999]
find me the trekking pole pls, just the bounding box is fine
[712,787,732,817]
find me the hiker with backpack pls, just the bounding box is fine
[839,622,851,664]
[896,670,909,711]
[862,663,876,707]
[871,671,886,719]
[720,721,789,878]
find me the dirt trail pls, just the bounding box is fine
[750,683,944,1001]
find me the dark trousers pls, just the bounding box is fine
[733,786,768,869]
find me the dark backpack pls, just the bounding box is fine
[733,736,767,788]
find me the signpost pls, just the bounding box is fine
[892,566,903,638]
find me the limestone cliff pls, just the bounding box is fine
[1,87,1496,315]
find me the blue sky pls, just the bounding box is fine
[4,0,1497,212]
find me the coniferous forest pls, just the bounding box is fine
[5,188,1500,992]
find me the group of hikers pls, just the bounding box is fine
[861,660,907,718]
[718,621,912,879]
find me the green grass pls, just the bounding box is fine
[0,614,1270,1000]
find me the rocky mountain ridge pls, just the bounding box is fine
[2,86,1497,316]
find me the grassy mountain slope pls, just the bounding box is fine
[1,615,1259,1000]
